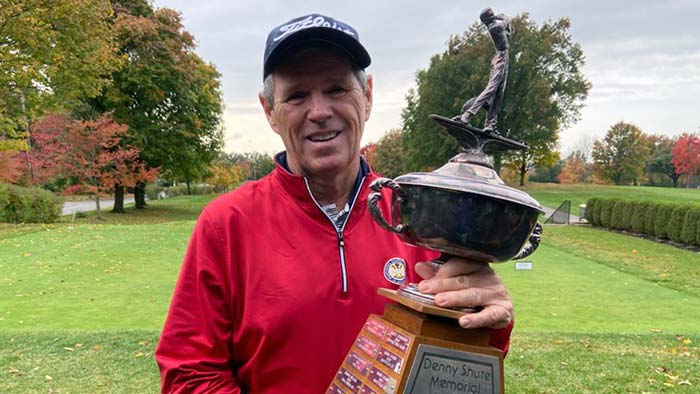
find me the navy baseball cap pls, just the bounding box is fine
[263,14,371,80]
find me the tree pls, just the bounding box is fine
[558,150,588,183]
[369,129,406,178]
[401,14,590,185]
[29,113,156,217]
[528,159,563,183]
[360,142,377,167]
[0,0,121,159]
[645,135,681,187]
[207,163,244,192]
[671,133,700,187]
[592,122,650,185]
[213,151,276,181]
[0,150,22,183]
[89,3,223,208]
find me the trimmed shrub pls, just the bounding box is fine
[145,183,164,200]
[680,207,700,245]
[654,204,674,239]
[0,183,62,223]
[610,200,626,229]
[630,201,648,233]
[621,201,635,230]
[600,199,616,228]
[666,205,688,242]
[645,203,660,236]
[586,198,598,225]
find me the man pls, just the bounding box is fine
[457,8,512,133]
[156,14,513,394]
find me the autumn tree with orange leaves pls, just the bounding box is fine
[30,113,157,218]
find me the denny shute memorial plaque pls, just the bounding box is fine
[328,7,544,394]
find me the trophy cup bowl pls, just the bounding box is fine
[367,154,543,263]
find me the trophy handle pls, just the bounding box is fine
[512,222,542,260]
[368,178,406,233]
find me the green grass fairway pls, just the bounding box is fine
[494,236,700,334]
[2,194,699,392]
[506,333,698,393]
[521,182,700,209]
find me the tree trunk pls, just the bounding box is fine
[95,194,102,220]
[112,183,125,213]
[493,153,503,175]
[672,176,678,188]
[519,166,526,186]
[518,153,527,186]
[186,179,191,195]
[135,182,146,209]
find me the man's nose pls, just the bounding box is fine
[307,92,332,123]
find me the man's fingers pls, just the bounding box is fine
[414,261,437,280]
[459,305,511,329]
[433,287,496,308]
[418,272,499,294]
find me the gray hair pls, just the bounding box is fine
[262,68,368,107]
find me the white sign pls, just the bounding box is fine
[515,261,533,270]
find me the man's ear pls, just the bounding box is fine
[363,74,373,122]
[259,92,279,134]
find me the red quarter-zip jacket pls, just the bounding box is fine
[155,162,513,393]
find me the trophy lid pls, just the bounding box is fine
[394,115,544,214]
[395,160,543,213]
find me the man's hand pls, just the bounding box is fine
[415,258,513,330]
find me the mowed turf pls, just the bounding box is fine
[520,182,700,210]
[2,194,699,392]
[493,226,700,334]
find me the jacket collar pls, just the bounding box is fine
[271,152,377,229]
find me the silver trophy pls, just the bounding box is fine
[367,8,542,308]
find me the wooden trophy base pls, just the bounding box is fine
[328,288,504,394]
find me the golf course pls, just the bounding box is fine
[1,188,698,393]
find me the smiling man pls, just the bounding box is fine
[155,14,514,394]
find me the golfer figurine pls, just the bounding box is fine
[456,8,511,134]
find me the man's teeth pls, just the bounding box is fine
[309,131,339,142]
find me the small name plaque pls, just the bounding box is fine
[404,345,501,394]
[514,261,533,270]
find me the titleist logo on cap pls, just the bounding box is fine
[273,15,356,42]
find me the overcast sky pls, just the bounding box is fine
[153,0,700,157]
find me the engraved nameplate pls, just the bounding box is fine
[404,345,501,394]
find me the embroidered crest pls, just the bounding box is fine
[383,257,406,285]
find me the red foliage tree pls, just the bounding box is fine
[21,114,72,185]
[360,142,377,167]
[557,150,588,184]
[671,134,700,187]
[0,150,22,183]
[28,113,157,217]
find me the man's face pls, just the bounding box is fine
[260,48,373,179]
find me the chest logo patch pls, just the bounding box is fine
[383,257,406,285]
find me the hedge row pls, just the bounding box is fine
[587,198,700,246]
[0,183,62,223]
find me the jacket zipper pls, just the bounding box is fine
[304,176,366,295]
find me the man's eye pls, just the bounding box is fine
[285,92,306,103]
[328,86,347,96]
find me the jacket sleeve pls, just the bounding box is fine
[489,319,514,357]
[155,210,241,394]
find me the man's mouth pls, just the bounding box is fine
[307,131,341,142]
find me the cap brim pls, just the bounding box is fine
[264,27,371,78]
